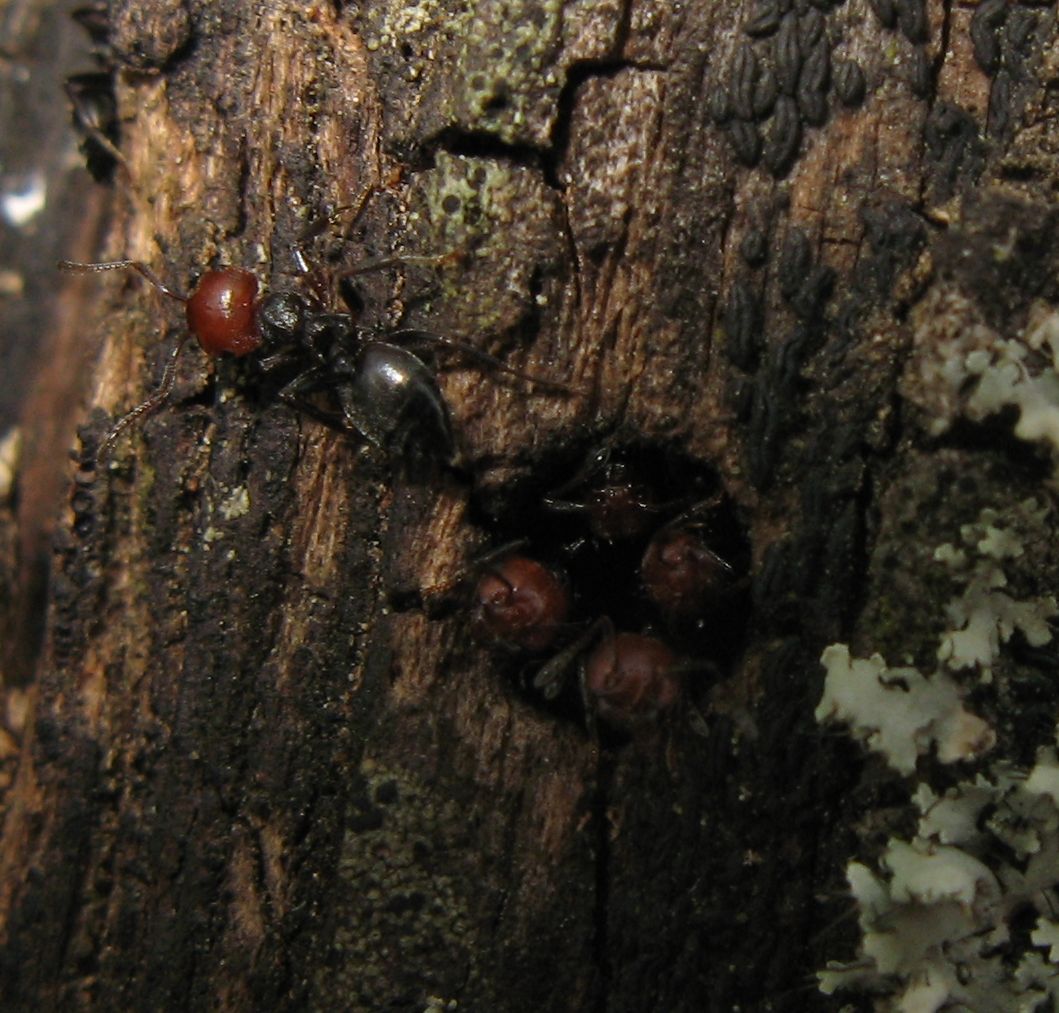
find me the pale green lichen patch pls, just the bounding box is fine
[1030,919,1059,963]
[816,503,1058,775]
[356,0,622,150]
[934,503,1058,678]
[816,645,995,776]
[218,484,251,521]
[819,744,1059,1010]
[818,500,1059,1008]
[406,151,568,353]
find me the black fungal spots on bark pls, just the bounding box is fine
[712,0,866,179]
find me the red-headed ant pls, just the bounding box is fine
[461,547,699,731]
[532,617,714,733]
[542,445,668,543]
[471,551,571,654]
[640,503,740,621]
[60,200,570,471]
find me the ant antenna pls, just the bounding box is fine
[58,259,188,303]
[64,76,129,174]
[93,335,189,463]
[59,259,190,463]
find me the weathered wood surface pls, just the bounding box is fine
[2,0,1059,1010]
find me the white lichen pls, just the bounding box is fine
[905,294,1059,484]
[817,505,1056,774]
[820,739,1059,1011]
[934,503,1057,679]
[815,646,994,776]
[817,500,1059,1009]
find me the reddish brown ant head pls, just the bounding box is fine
[641,527,734,618]
[584,632,680,725]
[472,555,570,653]
[185,268,261,357]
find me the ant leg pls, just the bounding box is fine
[273,367,356,433]
[686,702,710,737]
[676,657,721,738]
[96,335,189,464]
[404,539,535,616]
[385,328,575,394]
[533,617,611,701]
[335,250,466,319]
[539,496,589,518]
[275,394,351,433]
[291,186,383,303]
[59,259,187,303]
[473,540,531,574]
[577,659,603,743]
[342,249,466,277]
[295,186,380,254]
[656,492,727,535]
[64,75,128,172]
[546,446,615,503]
[255,348,307,375]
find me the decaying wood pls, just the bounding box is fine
[3,0,1059,1009]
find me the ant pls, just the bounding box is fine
[470,549,572,654]
[462,546,694,730]
[531,616,713,734]
[60,198,569,469]
[542,444,671,543]
[639,499,741,621]
[453,540,709,730]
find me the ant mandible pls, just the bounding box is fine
[61,201,567,469]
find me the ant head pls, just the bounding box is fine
[583,468,657,542]
[584,631,681,727]
[641,527,735,619]
[472,554,571,653]
[544,448,662,543]
[185,269,260,357]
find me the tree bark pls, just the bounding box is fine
[3,0,1059,1010]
